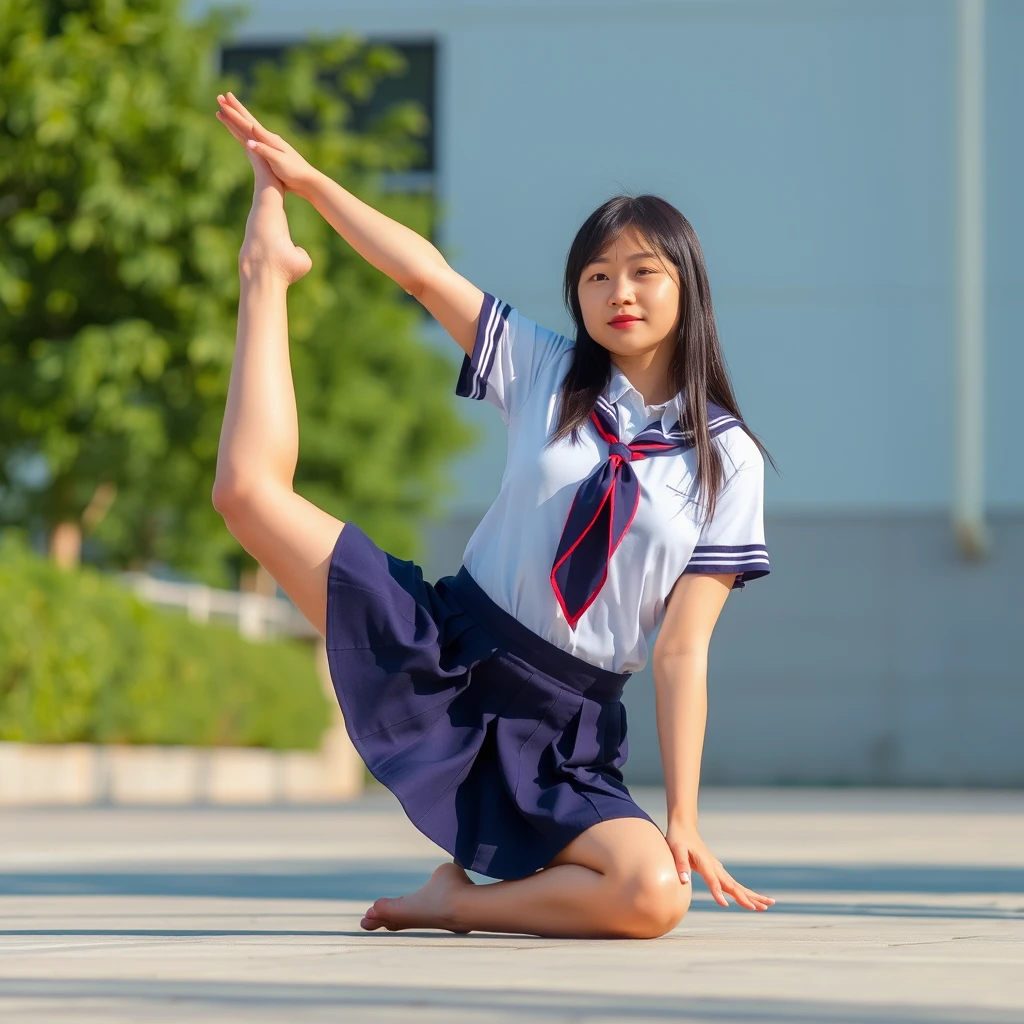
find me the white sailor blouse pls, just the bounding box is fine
[455,292,770,673]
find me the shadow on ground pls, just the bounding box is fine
[0,979,1019,1024]
[0,863,1021,921]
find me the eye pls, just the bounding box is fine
[588,268,656,281]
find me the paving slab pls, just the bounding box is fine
[1,785,1021,1023]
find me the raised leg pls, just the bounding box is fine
[360,817,691,939]
[211,154,343,637]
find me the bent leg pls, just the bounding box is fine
[362,817,691,939]
[216,483,343,638]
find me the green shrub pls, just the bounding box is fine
[0,530,331,749]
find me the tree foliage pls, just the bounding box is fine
[0,0,475,584]
[0,528,330,748]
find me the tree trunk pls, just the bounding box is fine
[240,563,278,596]
[49,521,82,570]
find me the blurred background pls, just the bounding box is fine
[0,0,1020,793]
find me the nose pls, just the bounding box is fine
[608,273,636,307]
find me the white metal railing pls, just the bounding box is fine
[117,572,319,641]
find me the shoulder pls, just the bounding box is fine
[489,294,573,347]
[706,403,763,477]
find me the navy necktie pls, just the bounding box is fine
[550,397,694,630]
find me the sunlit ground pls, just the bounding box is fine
[1,786,1022,1023]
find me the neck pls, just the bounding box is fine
[610,340,676,406]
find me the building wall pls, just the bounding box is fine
[191,0,1024,784]
[418,510,1023,787]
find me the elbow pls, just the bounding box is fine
[652,648,709,677]
[403,272,426,301]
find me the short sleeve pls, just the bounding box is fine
[455,291,572,425]
[681,435,771,590]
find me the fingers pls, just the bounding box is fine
[705,874,730,908]
[221,91,262,130]
[666,841,690,885]
[217,97,261,142]
[215,99,287,193]
[723,884,759,912]
[217,98,290,173]
[215,109,247,145]
[244,138,288,189]
[720,873,776,912]
[699,865,776,911]
[219,93,284,149]
[687,849,728,907]
[744,888,775,909]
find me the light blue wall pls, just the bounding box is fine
[439,0,1022,515]
[191,0,1023,516]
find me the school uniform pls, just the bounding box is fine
[325,292,770,880]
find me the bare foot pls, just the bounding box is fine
[360,862,474,933]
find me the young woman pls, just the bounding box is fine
[213,92,776,939]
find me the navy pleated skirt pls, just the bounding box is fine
[324,521,659,881]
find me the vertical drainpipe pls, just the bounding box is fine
[953,0,989,559]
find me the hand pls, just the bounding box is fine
[665,822,775,912]
[216,92,318,200]
[233,127,312,287]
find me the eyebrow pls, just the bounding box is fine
[587,251,660,265]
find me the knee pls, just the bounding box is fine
[212,479,241,519]
[212,478,259,522]
[618,864,692,938]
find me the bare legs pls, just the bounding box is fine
[360,817,692,939]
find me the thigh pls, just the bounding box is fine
[542,816,675,880]
[219,481,344,638]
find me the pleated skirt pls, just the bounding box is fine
[324,521,658,881]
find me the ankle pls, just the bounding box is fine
[445,881,473,933]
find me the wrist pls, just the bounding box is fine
[293,165,322,204]
[668,814,699,832]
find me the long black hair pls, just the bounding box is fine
[549,193,777,528]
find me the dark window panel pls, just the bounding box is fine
[220,40,435,174]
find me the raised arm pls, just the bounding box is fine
[216,93,483,357]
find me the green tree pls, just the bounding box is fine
[0,0,475,585]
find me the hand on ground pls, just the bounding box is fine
[665,823,776,911]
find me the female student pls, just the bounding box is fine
[213,92,776,939]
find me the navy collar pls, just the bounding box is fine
[600,368,742,444]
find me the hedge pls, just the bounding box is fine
[0,531,331,749]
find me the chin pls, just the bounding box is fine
[598,335,652,357]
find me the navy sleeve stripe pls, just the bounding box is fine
[685,552,770,566]
[690,543,767,554]
[684,541,771,588]
[456,292,511,402]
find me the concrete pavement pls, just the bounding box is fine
[1,785,1022,1022]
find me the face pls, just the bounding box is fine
[577,226,682,359]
